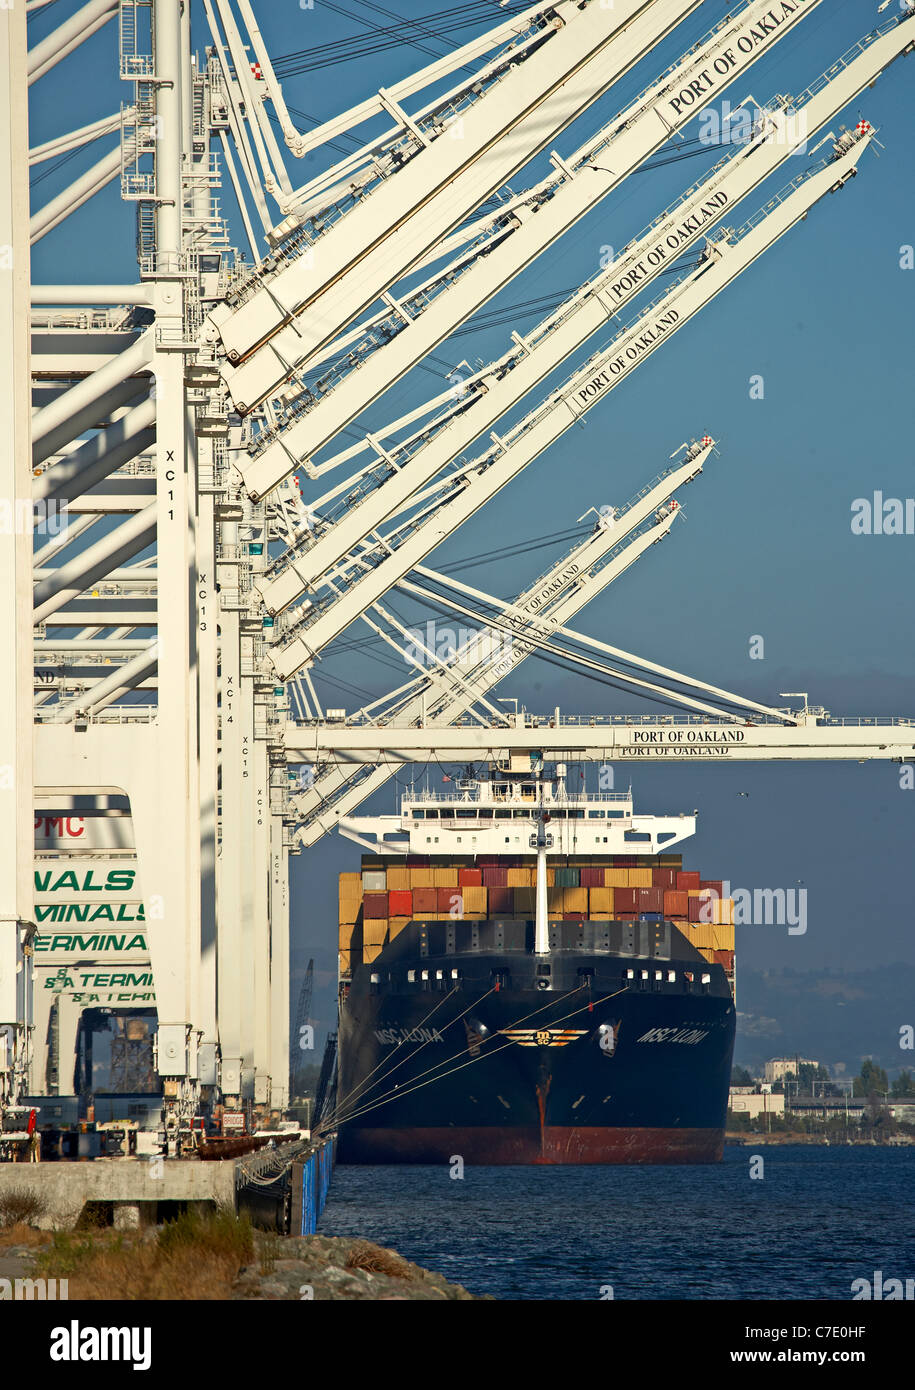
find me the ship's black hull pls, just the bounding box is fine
[336,920,736,1165]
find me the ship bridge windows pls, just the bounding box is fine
[657,832,677,843]
[624,831,652,843]
[495,809,512,819]
[512,809,529,819]
[587,810,605,819]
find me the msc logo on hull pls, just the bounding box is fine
[500,1028,588,1048]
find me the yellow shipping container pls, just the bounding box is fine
[408,867,435,888]
[338,948,351,977]
[389,915,410,941]
[363,942,383,965]
[546,869,556,887]
[433,866,458,888]
[589,886,614,916]
[507,867,533,889]
[712,898,734,926]
[386,865,411,892]
[338,920,357,951]
[462,885,488,914]
[604,868,629,887]
[682,922,717,951]
[362,918,389,948]
[549,886,588,914]
[627,868,653,888]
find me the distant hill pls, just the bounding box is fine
[734,964,915,1079]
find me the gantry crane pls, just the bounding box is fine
[3,0,913,1134]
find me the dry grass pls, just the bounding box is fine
[0,1187,47,1229]
[345,1239,415,1280]
[0,1221,52,1250]
[35,1205,255,1301]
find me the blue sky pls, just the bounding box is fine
[28,0,915,1044]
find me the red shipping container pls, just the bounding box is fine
[677,870,701,891]
[388,889,412,916]
[459,867,482,887]
[652,867,678,889]
[478,856,500,867]
[580,866,604,888]
[482,866,508,888]
[637,887,663,913]
[437,886,460,912]
[489,886,513,914]
[615,887,638,914]
[413,887,436,914]
[363,893,388,919]
[688,895,704,923]
[664,890,689,918]
[563,912,586,921]
[700,880,723,897]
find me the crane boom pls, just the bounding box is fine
[213,0,824,412]
[291,442,714,846]
[240,12,914,502]
[261,134,871,675]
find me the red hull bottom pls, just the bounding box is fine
[339,1126,725,1165]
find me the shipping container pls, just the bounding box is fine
[604,868,630,888]
[615,887,638,914]
[462,885,488,915]
[489,886,513,915]
[458,867,483,887]
[651,867,678,890]
[412,886,437,914]
[699,879,723,897]
[362,918,388,947]
[563,912,586,921]
[389,916,411,941]
[409,867,435,888]
[580,866,604,888]
[663,890,689,918]
[433,866,458,888]
[362,870,386,892]
[513,887,535,917]
[436,886,460,912]
[482,865,508,888]
[589,886,614,915]
[386,865,411,892]
[628,868,653,888]
[637,886,663,913]
[388,889,412,917]
[677,870,701,891]
[363,892,388,919]
[507,867,533,888]
[555,866,580,887]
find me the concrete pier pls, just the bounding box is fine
[0,1159,236,1230]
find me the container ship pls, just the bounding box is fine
[332,761,736,1164]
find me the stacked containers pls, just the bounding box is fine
[338,854,734,982]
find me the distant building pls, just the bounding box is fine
[728,1090,785,1119]
[764,1057,819,1083]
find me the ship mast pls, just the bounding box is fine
[531,766,556,956]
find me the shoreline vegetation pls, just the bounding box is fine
[0,1199,479,1300]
